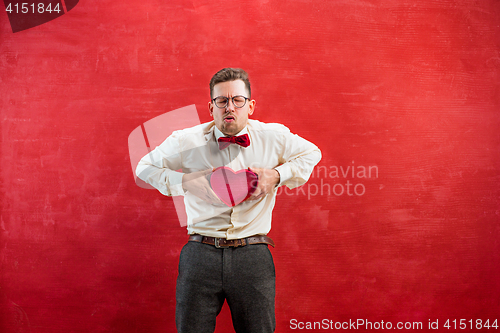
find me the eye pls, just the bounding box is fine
[215,97,228,107]
[233,96,247,107]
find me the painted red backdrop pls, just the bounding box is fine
[1,0,499,332]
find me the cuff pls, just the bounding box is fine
[274,164,292,187]
[168,171,186,196]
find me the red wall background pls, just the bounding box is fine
[1,0,499,332]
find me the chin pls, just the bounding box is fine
[222,126,239,136]
[223,130,237,136]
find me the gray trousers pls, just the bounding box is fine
[175,241,276,333]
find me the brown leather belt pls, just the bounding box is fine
[188,234,275,248]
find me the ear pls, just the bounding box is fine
[208,101,214,117]
[248,99,256,116]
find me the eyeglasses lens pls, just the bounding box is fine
[214,96,247,108]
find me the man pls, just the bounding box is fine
[136,68,321,332]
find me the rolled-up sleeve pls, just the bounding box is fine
[135,131,186,196]
[274,129,322,189]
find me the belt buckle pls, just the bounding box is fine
[214,238,229,248]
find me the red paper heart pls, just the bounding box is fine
[210,167,258,207]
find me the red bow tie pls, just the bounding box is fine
[218,134,250,150]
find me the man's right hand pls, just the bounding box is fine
[182,169,225,205]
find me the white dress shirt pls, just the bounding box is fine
[136,119,321,239]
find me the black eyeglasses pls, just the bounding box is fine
[211,95,250,109]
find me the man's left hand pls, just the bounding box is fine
[247,167,280,201]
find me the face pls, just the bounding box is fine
[209,80,255,136]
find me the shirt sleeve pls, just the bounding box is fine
[135,130,186,196]
[274,129,322,189]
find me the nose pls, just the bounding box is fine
[225,99,235,112]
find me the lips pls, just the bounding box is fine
[224,115,235,122]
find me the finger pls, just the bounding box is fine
[184,170,210,183]
[211,195,224,205]
[207,187,224,205]
[201,168,215,176]
[210,198,226,206]
[249,190,263,200]
[248,167,260,175]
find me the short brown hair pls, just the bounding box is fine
[209,68,251,99]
